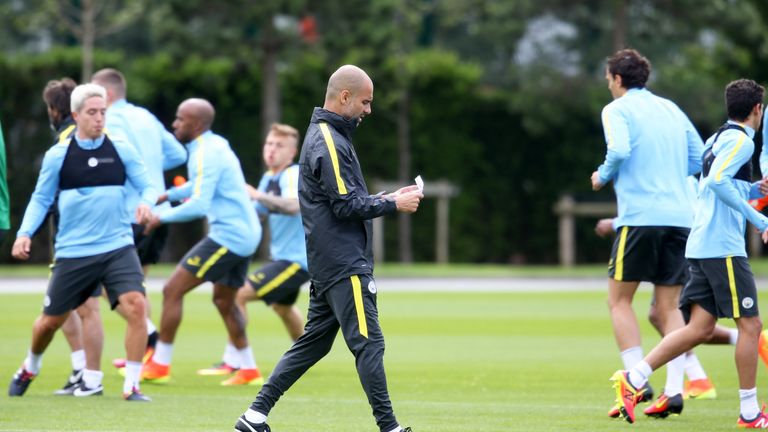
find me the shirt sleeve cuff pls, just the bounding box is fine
[597,166,612,185]
[383,197,398,214]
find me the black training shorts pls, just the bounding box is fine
[180,237,250,288]
[246,260,309,305]
[680,257,759,320]
[608,226,689,285]
[44,245,145,315]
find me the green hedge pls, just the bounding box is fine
[0,47,640,264]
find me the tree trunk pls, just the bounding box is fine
[81,0,96,81]
[612,0,628,51]
[257,19,281,260]
[396,87,413,263]
[395,8,413,263]
[261,21,281,138]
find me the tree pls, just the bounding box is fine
[2,0,768,265]
[142,0,310,140]
[53,0,145,80]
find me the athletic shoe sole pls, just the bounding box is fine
[73,385,104,397]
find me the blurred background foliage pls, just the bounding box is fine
[2,0,768,264]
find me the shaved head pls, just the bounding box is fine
[325,65,372,101]
[179,98,215,129]
[323,65,374,125]
[173,98,216,143]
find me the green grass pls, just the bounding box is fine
[4,257,768,279]
[0,287,761,431]
[0,262,622,278]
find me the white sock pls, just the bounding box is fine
[82,368,103,388]
[153,341,173,366]
[71,349,86,371]
[729,328,739,345]
[664,353,685,396]
[24,350,43,374]
[684,352,707,381]
[124,361,142,394]
[224,342,241,368]
[620,346,644,370]
[387,427,403,432]
[244,409,267,424]
[740,387,760,420]
[146,318,157,335]
[239,346,257,370]
[628,360,652,389]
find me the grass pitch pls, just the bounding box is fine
[0,285,760,431]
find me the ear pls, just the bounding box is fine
[751,103,764,130]
[192,118,204,132]
[340,89,351,105]
[614,74,623,88]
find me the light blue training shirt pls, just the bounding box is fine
[759,108,768,177]
[17,133,158,258]
[255,164,308,269]
[160,130,261,257]
[598,87,704,228]
[106,98,187,214]
[686,121,768,258]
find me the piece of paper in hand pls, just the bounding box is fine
[415,175,424,192]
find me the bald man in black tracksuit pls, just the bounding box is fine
[235,65,423,432]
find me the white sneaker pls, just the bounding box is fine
[73,382,103,397]
[53,369,83,395]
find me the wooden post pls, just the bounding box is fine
[372,179,459,263]
[436,196,449,263]
[373,217,384,262]
[553,195,617,267]
[555,195,576,267]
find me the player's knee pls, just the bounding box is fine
[60,317,78,336]
[353,338,384,361]
[235,289,252,307]
[36,314,65,334]
[212,294,235,314]
[77,308,95,320]
[162,283,180,300]
[606,296,627,311]
[695,325,715,344]
[647,307,661,329]
[740,317,763,337]
[687,319,716,344]
[77,298,101,319]
[120,293,147,322]
[754,317,764,332]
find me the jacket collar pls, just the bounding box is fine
[55,115,75,134]
[311,107,358,140]
[110,98,129,110]
[726,119,755,139]
[185,130,213,151]
[73,133,106,150]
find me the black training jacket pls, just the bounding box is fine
[298,108,397,292]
